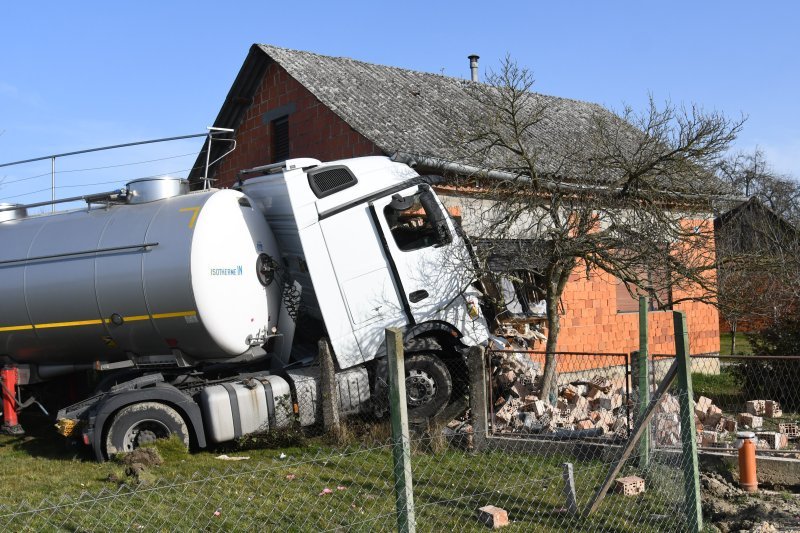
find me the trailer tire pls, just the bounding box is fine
[405,354,452,421]
[105,402,190,457]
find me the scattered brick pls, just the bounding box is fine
[476,505,509,528]
[765,400,783,418]
[779,422,799,439]
[696,396,713,414]
[746,400,766,416]
[615,476,645,496]
[738,412,764,429]
[705,405,723,427]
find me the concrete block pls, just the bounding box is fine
[701,432,718,447]
[595,394,622,411]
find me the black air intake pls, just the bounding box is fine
[307,166,358,198]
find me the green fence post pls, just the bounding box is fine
[638,296,650,469]
[673,311,703,533]
[386,327,416,533]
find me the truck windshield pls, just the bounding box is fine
[383,188,452,251]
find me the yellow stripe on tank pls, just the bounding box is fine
[0,311,197,332]
[0,324,34,332]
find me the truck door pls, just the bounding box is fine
[371,184,472,325]
[318,204,406,363]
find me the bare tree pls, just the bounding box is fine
[714,149,800,351]
[717,148,800,224]
[448,57,742,400]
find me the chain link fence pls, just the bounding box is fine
[0,402,699,532]
[0,343,710,531]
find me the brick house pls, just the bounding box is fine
[191,44,720,356]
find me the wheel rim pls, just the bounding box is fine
[406,369,437,407]
[121,419,172,452]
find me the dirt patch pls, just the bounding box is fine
[117,447,163,469]
[110,447,164,483]
[702,472,800,532]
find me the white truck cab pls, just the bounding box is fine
[240,156,489,418]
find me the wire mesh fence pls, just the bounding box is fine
[0,404,700,532]
[0,338,707,532]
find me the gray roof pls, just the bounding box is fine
[259,44,611,172]
[193,44,627,182]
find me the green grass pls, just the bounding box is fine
[692,368,741,399]
[0,414,693,531]
[720,332,753,355]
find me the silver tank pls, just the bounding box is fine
[0,187,281,366]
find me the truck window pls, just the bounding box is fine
[383,188,452,251]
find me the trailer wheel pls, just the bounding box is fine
[405,354,452,421]
[105,402,189,456]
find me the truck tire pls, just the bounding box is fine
[405,354,452,421]
[105,402,190,456]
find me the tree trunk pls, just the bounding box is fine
[539,263,572,403]
[730,321,737,355]
[540,306,561,403]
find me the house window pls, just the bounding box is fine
[384,188,452,251]
[272,116,289,162]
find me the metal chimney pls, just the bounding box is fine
[468,54,480,82]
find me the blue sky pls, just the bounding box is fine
[2,1,798,212]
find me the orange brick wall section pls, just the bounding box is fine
[556,268,720,356]
[212,62,383,188]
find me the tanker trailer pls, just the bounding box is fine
[0,177,298,457]
[0,177,281,371]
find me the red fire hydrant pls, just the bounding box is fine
[736,431,758,493]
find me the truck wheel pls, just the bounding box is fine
[405,354,452,421]
[105,402,189,456]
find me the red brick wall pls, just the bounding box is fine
[213,62,383,188]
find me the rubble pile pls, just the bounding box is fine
[490,352,628,438]
[695,395,741,448]
[654,393,682,446]
[693,397,794,450]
